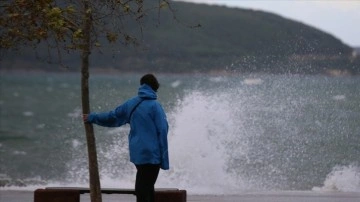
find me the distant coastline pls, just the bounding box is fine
[1,1,359,75]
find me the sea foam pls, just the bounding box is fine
[313,164,360,192]
[155,90,245,194]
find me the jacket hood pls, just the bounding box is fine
[138,84,157,99]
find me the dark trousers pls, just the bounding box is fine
[135,164,160,202]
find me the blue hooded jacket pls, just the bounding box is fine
[87,84,169,170]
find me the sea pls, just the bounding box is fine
[0,71,359,201]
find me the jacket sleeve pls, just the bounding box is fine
[154,104,169,170]
[88,103,128,127]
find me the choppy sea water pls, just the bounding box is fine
[0,72,359,194]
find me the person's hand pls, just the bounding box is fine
[82,114,89,123]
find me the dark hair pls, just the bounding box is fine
[140,74,160,92]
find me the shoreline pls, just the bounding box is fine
[1,190,360,202]
[1,67,359,78]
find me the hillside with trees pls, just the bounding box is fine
[1,1,359,74]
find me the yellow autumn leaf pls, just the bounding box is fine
[73,29,83,39]
[160,1,168,9]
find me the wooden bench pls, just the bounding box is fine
[34,187,186,202]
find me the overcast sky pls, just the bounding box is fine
[176,0,360,47]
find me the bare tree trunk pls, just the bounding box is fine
[81,1,102,202]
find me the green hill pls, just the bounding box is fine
[1,1,359,74]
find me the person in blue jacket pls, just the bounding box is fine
[83,74,169,202]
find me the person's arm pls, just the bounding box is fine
[83,104,128,127]
[154,104,169,170]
